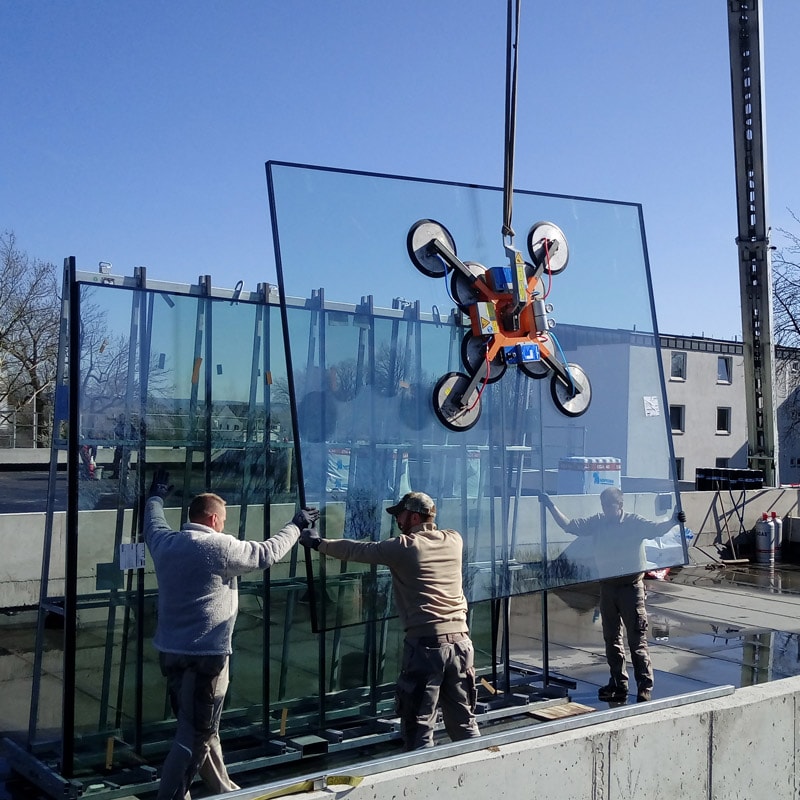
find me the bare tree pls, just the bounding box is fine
[79,299,133,417]
[0,231,60,446]
[330,357,360,401]
[771,212,800,446]
[77,291,175,438]
[772,210,800,349]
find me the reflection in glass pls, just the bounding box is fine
[59,280,311,757]
[268,161,687,633]
[28,160,689,785]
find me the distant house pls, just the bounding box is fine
[659,334,748,486]
[213,404,245,441]
[660,334,800,487]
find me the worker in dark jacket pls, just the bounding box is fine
[539,487,684,703]
[144,468,317,800]
[299,491,480,750]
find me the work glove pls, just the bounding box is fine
[148,468,173,500]
[292,507,320,529]
[534,491,553,509]
[299,528,322,550]
[676,510,687,524]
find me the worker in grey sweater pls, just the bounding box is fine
[144,469,318,800]
[299,491,480,750]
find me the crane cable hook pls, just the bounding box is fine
[502,0,522,248]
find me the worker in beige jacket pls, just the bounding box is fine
[299,491,480,750]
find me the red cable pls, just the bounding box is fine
[466,342,492,412]
[542,238,554,299]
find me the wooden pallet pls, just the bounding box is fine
[529,702,595,721]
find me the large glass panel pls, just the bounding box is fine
[267,162,655,333]
[73,283,147,755]
[267,162,687,633]
[35,158,690,777]
[68,279,307,753]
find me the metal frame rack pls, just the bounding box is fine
[5,264,569,799]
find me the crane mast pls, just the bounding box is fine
[727,0,778,485]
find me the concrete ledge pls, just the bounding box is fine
[239,677,800,800]
[0,450,65,468]
[3,487,799,609]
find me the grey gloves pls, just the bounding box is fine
[148,468,173,500]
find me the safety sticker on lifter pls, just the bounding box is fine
[477,302,499,334]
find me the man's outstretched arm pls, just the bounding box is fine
[536,492,572,531]
[651,508,686,536]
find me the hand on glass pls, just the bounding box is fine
[148,468,173,500]
[292,507,320,529]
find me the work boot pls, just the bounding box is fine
[598,682,628,702]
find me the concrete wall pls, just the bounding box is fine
[3,488,799,609]
[0,512,65,607]
[285,677,800,800]
[0,503,298,609]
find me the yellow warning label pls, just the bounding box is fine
[477,303,499,334]
[515,257,527,301]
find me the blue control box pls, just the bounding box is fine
[488,267,514,292]
[503,343,541,364]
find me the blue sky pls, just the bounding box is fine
[2,1,799,340]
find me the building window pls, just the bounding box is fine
[670,351,687,380]
[716,407,731,434]
[670,405,685,433]
[674,457,684,480]
[715,457,729,468]
[717,356,732,384]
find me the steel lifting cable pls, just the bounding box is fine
[502,0,522,244]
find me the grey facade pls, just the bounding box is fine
[658,334,800,488]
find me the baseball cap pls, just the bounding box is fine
[386,491,436,517]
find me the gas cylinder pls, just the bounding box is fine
[771,511,784,561]
[755,512,775,564]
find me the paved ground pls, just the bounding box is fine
[0,470,65,514]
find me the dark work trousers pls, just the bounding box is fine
[395,633,481,750]
[157,653,240,800]
[599,580,654,692]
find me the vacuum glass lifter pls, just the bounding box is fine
[406,218,592,431]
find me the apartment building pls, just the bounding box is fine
[659,334,800,487]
